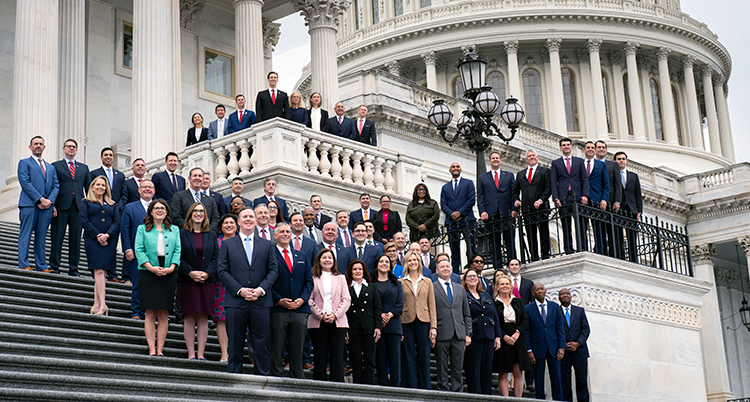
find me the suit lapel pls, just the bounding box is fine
[185,230,197,256]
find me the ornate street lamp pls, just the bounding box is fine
[427,48,525,175]
[736,245,750,331]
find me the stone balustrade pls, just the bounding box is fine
[683,163,750,202]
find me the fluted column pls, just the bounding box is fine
[294,0,350,112]
[609,51,629,140]
[421,51,438,91]
[59,0,85,156]
[262,18,281,74]
[656,48,678,145]
[713,75,735,162]
[681,55,704,150]
[546,38,567,134]
[132,0,180,163]
[235,0,265,99]
[701,65,722,156]
[504,40,522,99]
[587,39,608,139]
[741,235,750,282]
[624,42,646,141]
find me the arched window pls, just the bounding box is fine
[394,0,403,16]
[372,0,379,23]
[649,78,664,141]
[452,76,464,99]
[522,68,544,128]
[561,68,579,132]
[672,85,683,145]
[623,73,633,137]
[602,71,612,133]
[486,71,505,100]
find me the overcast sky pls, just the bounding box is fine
[271,1,748,163]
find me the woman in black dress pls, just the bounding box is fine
[494,273,531,397]
[178,202,219,360]
[186,112,209,146]
[345,259,382,384]
[373,254,403,386]
[80,176,120,316]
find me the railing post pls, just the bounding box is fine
[573,202,582,253]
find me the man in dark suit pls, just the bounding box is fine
[440,162,477,274]
[315,222,354,273]
[255,71,291,122]
[218,207,279,375]
[559,288,590,402]
[352,104,377,146]
[417,237,436,274]
[507,258,533,304]
[290,212,318,267]
[253,177,289,222]
[615,152,643,263]
[477,151,517,267]
[50,139,90,276]
[513,149,552,262]
[467,255,493,297]
[348,192,376,230]
[207,104,229,140]
[227,94,256,134]
[270,222,313,378]
[363,221,383,248]
[334,210,354,247]
[18,136,59,271]
[349,222,383,275]
[254,204,275,241]
[90,147,128,211]
[525,282,566,401]
[309,194,331,229]
[201,172,226,216]
[121,179,154,319]
[223,177,253,212]
[550,138,589,254]
[151,152,186,203]
[595,140,622,258]
[169,167,220,232]
[125,158,147,204]
[433,259,472,392]
[328,101,356,140]
[582,142,610,254]
[302,207,324,244]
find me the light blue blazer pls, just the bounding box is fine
[18,156,59,207]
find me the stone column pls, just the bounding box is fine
[713,75,735,162]
[386,60,402,77]
[740,235,750,281]
[609,51,629,140]
[58,0,85,157]
[294,0,349,112]
[421,51,438,91]
[691,244,735,402]
[624,42,646,142]
[681,55,704,150]
[587,39,609,139]
[701,65,722,156]
[656,47,679,145]
[132,0,181,163]
[504,40,522,100]
[235,0,266,99]
[262,18,281,74]
[546,38,568,135]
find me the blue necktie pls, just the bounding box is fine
[107,168,113,185]
[565,307,570,326]
[446,282,453,305]
[244,237,253,265]
[541,303,547,324]
[621,170,626,187]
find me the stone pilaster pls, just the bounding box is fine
[701,65,722,157]
[713,74,734,162]
[235,0,266,99]
[262,18,281,73]
[624,42,646,141]
[504,40,521,99]
[546,38,567,135]
[294,0,350,112]
[656,47,679,145]
[609,50,629,139]
[59,0,85,159]
[421,51,438,91]
[681,55,704,150]
[587,39,608,140]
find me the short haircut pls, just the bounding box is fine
[310,194,321,202]
[584,141,595,147]
[359,104,367,109]
[29,136,44,145]
[559,137,572,146]
[165,152,179,161]
[289,211,303,221]
[132,158,145,166]
[489,151,501,158]
[235,94,245,101]
[275,221,290,230]
[359,193,370,200]
[614,151,628,159]
[100,147,114,156]
[215,104,225,112]
[63,138,78,147]
[352,221,366,231]
[189,167,204,177]
[254,203,269,212]
[594,140,607,148]
[232,177,243,184]
[435,252,450,263]
[267,71,278,78]
[336,210,348,218]
[263,177,275,186]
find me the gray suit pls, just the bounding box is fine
[302,225,323,244]
[169,188,221,232]
[255,225,275,242]
[433,279,472,392]
[207,118,229,140]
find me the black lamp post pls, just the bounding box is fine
[427,48,525,175]
[736,245,750,331]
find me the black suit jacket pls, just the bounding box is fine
[561,304,590,358]
[253,195,289,222]
[513,166,552,212]
[306,108,331,133]
[169,189,221,232]
[52,160,91,211]
[352,118,377,146]
[550,156,589,204]
[620,170,643,214]
[602,159,623,208]
[186,127,209,147]
[255,89,291,122]
[178,229,219,281]
[510,275,534,305]
[328,115,356,140]
[373,209,402,242]
[125,178,142,204]
[347,281,383,335]
[90,167,128,210]
[217,234,279,308]
[314,212,332,230]
[208,190,226,216]
[151,170,186,203]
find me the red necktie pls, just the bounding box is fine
[271,89,276,105]
[69,161,76,180]
[261,229,268,240]
[138,178,142,186]
[527,167,532,184]
[239,110,243,123]
[358,119,363,135]
[328,245,334,250]
[38,159,46,179]
[494,171,499,189]
[513,278,521,298]
[294,236,301,251]
[587,160,592,177]
[565,157,571,174]
[283,249,293,273]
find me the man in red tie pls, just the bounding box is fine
[124,158,147,204]
[227,94,256,134]
[581,141,610,255]
[512,149,552,261]
[476,151,517,267]
[550,138,589,254]
[255,71,291,122]
[352,104,378,146]
[270,222,313,378]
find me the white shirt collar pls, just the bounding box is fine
[64,157,75,165]
[438,277,451,288]
[351,279,368,287]
[535,299,547,308]
[239,231,254,242]
[276,245,291,254]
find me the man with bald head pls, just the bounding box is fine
[558,288,590,402]
[315,221,354,273]
[525,283,565,401]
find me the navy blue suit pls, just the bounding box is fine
[525,300,566,401]
[217,233,279,375]
[253,195,289,222]
[90,167,128,211]
[352,118,377,146]
[348,207,376,229]
[561,304,590,402]
[550,156,589,254]
[349,243,383,276]
[50,159,90,275]
[125,178,141,204]
[18,156,59,270]
[271,248,313,314]
[314,242,354,274]
[582,158,610,254]
[440,177,477,273]
[121,200,149,318]
[151,171,185,204]
[477,169,517,265]
[227,109,256,134]
[206,190,226,216]
[291,233,317,267]
[375,278,404,386]
[334,227,354,247]
[328,115,356,140]
[465,291,502,394]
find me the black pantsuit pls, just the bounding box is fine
[401,320,431,389]
[561,353,589,402]
[376,333,401,386]
[309,322,347,382]
[465,338,494,394]
[346,282,382,384]
[347,333,375,384]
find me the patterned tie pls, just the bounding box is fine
[446,282,453,305]
[69,161,76,179]
[338,116,342,124]
[494,171,499,189]
[586,160,591,177]
[171,173,178,192]
[244,237,253,264]
[194,191,201,203]
[294,236,301,251]
[315,213,319,227]
[358,246,364,259]
[38,158,46,179]
[527,167,532,184]
[283,249,293,273]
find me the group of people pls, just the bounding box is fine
[187,71,378,148]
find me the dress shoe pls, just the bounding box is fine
[95,307,109,316]
[41,269,55,273]
[69,272,81,277]
[303,363,313,370]
[108,278,124,283]
[90,307,97,314]
[131,315,142,320]
[22,267,34,271]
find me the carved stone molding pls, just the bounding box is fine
[691,243,716,265]
[609,50,622,66]
[461,44,478,57]
[262,18,281,58]
[739,235,750,257]
[401,66,415,81]
[714,267,740,289]
[504,40,519,54]
[636,54,650,70]
[545,38,562,53]
[293,0,350,30]
[586,38,602,53]
[435,59,447,74]
[655,46,671,61]
[575,49,588,63]
[421,51,437,65]
[180,0,205,31]
[700,64,714,78]
[623,41,640,56]
[525,55,536,66]
[385,60,402,76]
[681,54,696,69]
[713,73,725,86]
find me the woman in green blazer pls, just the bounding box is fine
[135,199,181,357]
[405,183,440,242]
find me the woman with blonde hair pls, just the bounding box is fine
[80,175,120,315]
[493,273,531,397]
[289,91,309,126]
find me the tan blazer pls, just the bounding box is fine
[308,273,351,329]
[399,275,437,328]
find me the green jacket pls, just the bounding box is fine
[134,224,181,270]
[405,199,440,242]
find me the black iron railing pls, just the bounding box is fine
[430,203,693,277]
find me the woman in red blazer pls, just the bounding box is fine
[308,248,351,382]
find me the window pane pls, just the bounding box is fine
[453,76,464,99]
[421,0,431,7]
[602,73,612,133]
[355,0,360,29]
[487,71,505,99]
[650,78,663,141]
[623,73,633,137]
[394,0,403,16]
[561,68,579,132]
[372,0,379,23]
[522,69,544,129]
[123,23,133,69]
[205,50,233,97]
[672,86,682,145]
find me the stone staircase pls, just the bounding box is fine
[0,220,536,401]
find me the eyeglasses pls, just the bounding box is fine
[193,210,205,214]
[268,206,278,210]
[472,259,484,264]
[152,207,166,211]
[465,274,478,278]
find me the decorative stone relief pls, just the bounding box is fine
[609,51,623,68]
[180,0,206,31]
[545,38,562,53]
[636,54,649,70]
[739,235,750,257]
[691,243,716,265]
[524,56,536,66]
[539,51,549,63]
[681,54,695,69]
[623,41,640,56]
[262,18,281,59]
[461,44,478,57]
[700,64,714,78]
[402,67,415,81]
[293,0,351,29]
[655,46,671,60]
[575,49,588,63]
[386,60,402,76]
[504,40,519,54]
[714,267,740,289]
[421,51,437,65]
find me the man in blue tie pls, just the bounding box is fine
[525,283,566,401]
[440,162,477,274]
[559,288,590,402]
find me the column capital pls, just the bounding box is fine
[712,73,725,86]
[700,64,715,78]
[691,243,716,265]
[421,51,438,65]
[681,54,696,69]
[461,44,478,57]
[180,0,206,31]
[586,38,602,53]
[385,60,402,76]
[623,41,640,56]
[739,235,750,257]
[504,40,519,54]
[545,37,562,53]
[655,46,671,61]
[262,17,281,58]
[293,0,350,30]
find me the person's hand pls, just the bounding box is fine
[345,332,349,344]
[555,199,562,208]
[38,198,53,209]
[613,202,620,212]
[381,312,391,327]
[429,328,437,348]
[417,224,427,232]
[450,211,462,222]
[278,298,294,309]
[534,200,543,209]
[514,200,521,208]
[511,331,520,343]
[503,335,515,345]
[188,271,203,282]
[511,211,518,218]
[52,207,57,218]
[636,213,642,221]
[528,351,536,365]
[581,196,589,205]
[292,298,305,310]
[373,328,381,343]
[494,337,502,351]
[480,212,489,221]
[557,348,565,360]
[566,341,580,352]
[465,335,472,348]
[600,200,607,210]
[125,250,135,261]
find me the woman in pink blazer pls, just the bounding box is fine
[308,248,351,382]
